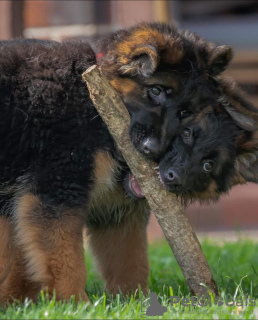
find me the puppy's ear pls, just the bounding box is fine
[233,152,258,184]
[119,45,159,77]
[224,105,256,131]
[219,82,258,129]
[220,78,258,117]
[209,45,233,75]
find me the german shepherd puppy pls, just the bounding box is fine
[158,79,258,203]
[0,23,234,304]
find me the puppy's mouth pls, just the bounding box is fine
[157,169,165,184]
[123,172,145,199]
[156,167,186,195]
[124,167,185,199]
[154,166,166,186]
[124,167,174,199]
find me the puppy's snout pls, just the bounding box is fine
[160,166,187,193]
[164,168,182,189]
[166,169,181,183]
[142,138,161,158]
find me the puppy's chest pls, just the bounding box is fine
[90,150,120,195]
[87,150,141,227]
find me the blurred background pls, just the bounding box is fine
[0,0,258,240]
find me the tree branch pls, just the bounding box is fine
[82,65,218,296]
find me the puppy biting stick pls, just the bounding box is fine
[83,65,218,297]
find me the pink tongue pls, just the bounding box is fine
[130,174,145,198]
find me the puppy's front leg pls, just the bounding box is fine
[0,216,15,286]
[88,208,150,295]
[13,194,88,302]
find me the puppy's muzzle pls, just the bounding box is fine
[160,167,185,194]
[142,137,163,159]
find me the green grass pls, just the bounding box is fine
[1,239,258,319]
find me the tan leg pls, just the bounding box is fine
[88,214,149,295]
[0,216,15,285]
[14,194,88,302]
[0,247,41,306]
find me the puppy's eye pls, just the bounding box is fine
[203,161,214,172]
[148,86,170,106]
[180,109,188,116]
[179,109,192,119]
[182,128,191,138]
[149,86,162,97]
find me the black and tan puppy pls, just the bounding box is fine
[0,23,235,304]
[97,24,234,159]
[158,81,258,203]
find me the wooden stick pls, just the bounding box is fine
[82,65,218,296]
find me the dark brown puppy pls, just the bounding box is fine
[158,79,258,203]
[100,24,233,159]
[0,23,235,304]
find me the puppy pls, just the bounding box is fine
[158,81,258,203]
[0,22,236,304]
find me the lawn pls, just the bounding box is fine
[0,239,258,319]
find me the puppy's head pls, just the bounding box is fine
[158,74,258,204]
[100,22,233,160]
[158,113,242,202]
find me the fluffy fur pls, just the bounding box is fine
[0,22,241,304]
[158,79,258,204]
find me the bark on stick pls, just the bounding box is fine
[82,65,218,296]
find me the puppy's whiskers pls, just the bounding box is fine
[189,187,198,198]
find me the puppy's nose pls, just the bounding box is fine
[164,168,182,190]
[142,138,161,158]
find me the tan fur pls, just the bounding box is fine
[230,174,247,186]
[89,151,150,294]
[90,183,149,230]
[110,74,181,104]
[87,212,149,295]
[90,151,149,226]
[116,28,183,65]
[0,217,15,286]
[90,181,128,214]
[1,152,149,303]
[194,180,219,200]
[0,247,40,306]
[117,29,164,58]
[14,194,88,301]
[241,131,258,151]
[110,78,142,100]
[119,46,159,74]
[102,26,184,80]
[90,179,149,227]
[91,150,119,201]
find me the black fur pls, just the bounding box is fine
[158,106,258,203]
[99,22,232,159]
[0,39,116,216]
[0,23,233,218]
[0,22,254,304]
[159,113,240,198]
